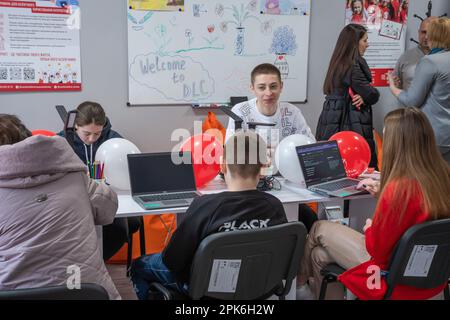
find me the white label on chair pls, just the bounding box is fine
[207,259,241,293]
[404,245,437,277]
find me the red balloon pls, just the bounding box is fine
[180,134,223,188]
[32,129,56,136]
[329,131,371,178]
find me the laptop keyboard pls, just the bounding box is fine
[139,192,199,202]
[318,179,358,191]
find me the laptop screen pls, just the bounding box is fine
[296,141,347,187]
[127,152,196,195]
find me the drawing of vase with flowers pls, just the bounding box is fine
[216,2,264,56]
[269,26,297,78]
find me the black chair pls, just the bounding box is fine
[148,222,307,300]
[319,218,450,300]
[0,283,109,300]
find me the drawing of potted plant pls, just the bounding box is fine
[216,2,263,56]
[269,26,297,78]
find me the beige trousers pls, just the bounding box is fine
[299,220,371,299]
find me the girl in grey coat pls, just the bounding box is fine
[0,115,120,299]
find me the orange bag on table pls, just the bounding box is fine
[107,214,177,264]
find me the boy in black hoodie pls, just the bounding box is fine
[131,131,288,300]
[58,101,140,261]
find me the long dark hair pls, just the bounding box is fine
[323,24,367,95]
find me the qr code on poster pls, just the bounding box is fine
[0,68,7,80]
[9,67,22,81]
[23,67,35,81]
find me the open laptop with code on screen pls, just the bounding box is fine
[295,141,368,197]
[127,152,200,210]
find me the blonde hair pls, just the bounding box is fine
[223,131,268,179]
[375,108,450,224]
[427,17,450,49]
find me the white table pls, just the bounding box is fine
[116,177,375,227]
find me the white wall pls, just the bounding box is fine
[1,0,448,152]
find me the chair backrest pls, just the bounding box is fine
[385,218,450,299]
[188,222,307,300]
[0,283,109,300]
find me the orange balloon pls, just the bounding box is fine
[32,129,56,136]
[180,134,223,188]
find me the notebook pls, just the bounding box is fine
[127,152,200,210]
[295,141,368,197]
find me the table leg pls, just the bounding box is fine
[139,217,146,256]
[348,197,377,233]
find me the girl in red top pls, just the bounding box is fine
[399,0,408,24]
[367,0,382,25]
[298,108,450,300]
[379,0,395,21]
[350,0,367,25]
[390,0,400,22]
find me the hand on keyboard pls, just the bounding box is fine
[357,178,379,197]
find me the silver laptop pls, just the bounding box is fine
[296,141,368,197]
[127,152,200,210]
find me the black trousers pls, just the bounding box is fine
[103,217,141,261]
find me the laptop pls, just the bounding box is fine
[295,141,368,197]
[127,152,201,210]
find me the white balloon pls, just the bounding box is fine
[95,138,141,190]
[274,134,314,187]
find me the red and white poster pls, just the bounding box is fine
[0,0,81,92]
[345,0,408,86]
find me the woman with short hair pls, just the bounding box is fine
[388,17,450,163]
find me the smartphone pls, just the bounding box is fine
[55,105,68,124]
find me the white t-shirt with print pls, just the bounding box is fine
[225,98,316,148]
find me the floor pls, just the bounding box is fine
[106,263,138,300]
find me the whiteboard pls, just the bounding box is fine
[127,0,311,105]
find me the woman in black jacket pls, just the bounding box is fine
[316,24,380,168]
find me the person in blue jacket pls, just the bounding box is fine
[58,101,140,262]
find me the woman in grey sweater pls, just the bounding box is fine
[388,17,450,163]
